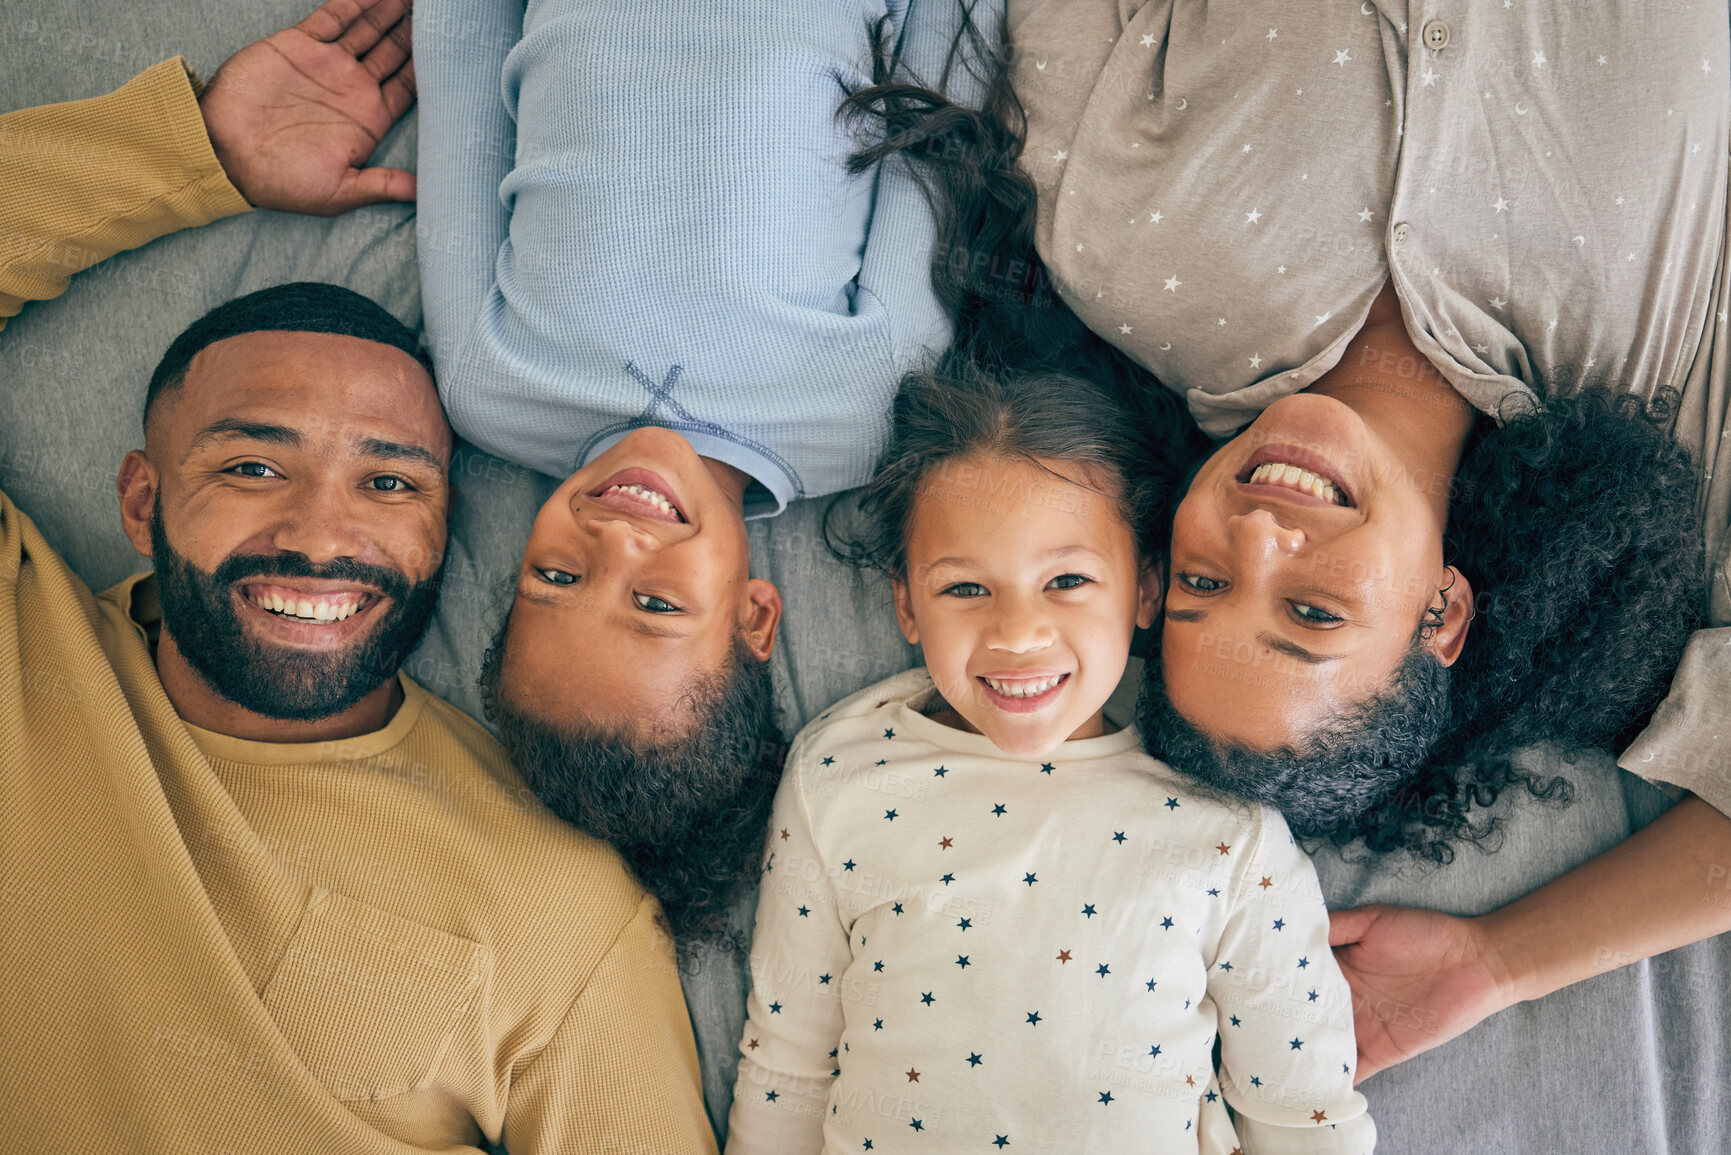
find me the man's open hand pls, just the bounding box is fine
[1328,904,1518,1082]
[199,0,418,215]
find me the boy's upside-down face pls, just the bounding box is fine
[498,426,780,740]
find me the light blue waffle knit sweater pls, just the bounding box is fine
[418,0,990,515]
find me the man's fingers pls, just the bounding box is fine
[1327,905,1383,947]
[361,13,413,81]
[338,166,418,211]
[380,62,417,124]
[297,0,412,54]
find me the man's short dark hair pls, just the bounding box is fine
[480,627,784,947]
[144,282,430,426]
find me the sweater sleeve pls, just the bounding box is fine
[501,893,717,1155]
[0,57,250,331]
[727,747,850,1153]
[1208,814,1375,1155]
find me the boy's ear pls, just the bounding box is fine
[1135,563,1165,631]
[892,575,919,645]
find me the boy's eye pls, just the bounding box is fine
[230,462,279,479]
[1046,573,1092,591]
[370,475,415,492]
[940,582,987,598]
[634,592,681,613]
[1290,601,1343,625]
[1177,573,1227,594]
[537,568,577,586]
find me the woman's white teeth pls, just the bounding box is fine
[608,483,678,518]
[250,593,361,622]
[1249,461,1347,505]
[984,675,1063,698]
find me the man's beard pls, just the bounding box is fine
[149,503,445,721]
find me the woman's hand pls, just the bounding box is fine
[1327,904,1518,1083]
[198,0,418,215]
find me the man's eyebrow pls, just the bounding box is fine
[1257,632,1341,665]
[185,418,303,458]
[1165,608,1208,623]
[356,436,445,473]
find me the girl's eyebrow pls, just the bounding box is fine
[923,544,1103,571]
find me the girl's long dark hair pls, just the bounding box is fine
[837,5,1207,559]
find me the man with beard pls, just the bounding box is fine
[0,2,714,1151]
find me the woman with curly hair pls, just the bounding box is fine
[844,2,1731,1146]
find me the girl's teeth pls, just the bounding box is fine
[984,675,1063,698]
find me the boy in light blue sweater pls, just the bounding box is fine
[417,0,988,942]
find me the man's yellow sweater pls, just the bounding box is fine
[0,64,716,1154]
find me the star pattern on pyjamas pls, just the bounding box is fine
[745,712,1358,1145]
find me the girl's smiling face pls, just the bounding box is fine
[892,453,1160,759]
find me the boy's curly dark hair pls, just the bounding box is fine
[480,625,783,948]
[1143,389,1706,862]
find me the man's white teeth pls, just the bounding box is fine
[250,593,361,622]
[608,483,679,518]
[983,674,1064,698]
[1249,461,1347,505]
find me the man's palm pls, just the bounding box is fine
[200,0,417,215]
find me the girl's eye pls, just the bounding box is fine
[940,582,987,598]
[370,475,415,493]
[1047,573,1092,591]
[634,592,681,613]
[1290,601,1344,625]
[230,462,279,479]
[537,569,577,586]
[1177,573,1227,594]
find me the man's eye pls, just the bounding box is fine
[1047,573,1092,591]
[634,592,681,613]
[1177,573,1227,594]
[370,475,415,493]
[1290,601,1343,625]
[230,462,279,479]
[537,569,577,586]
[940,582,987,598]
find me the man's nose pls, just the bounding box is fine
[269,479,373,564]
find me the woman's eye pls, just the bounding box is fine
[370,475,415,493]
[230,462,279,479]
[1290,601,1343,625]
[940,582,987,598]
[634,592,681,613]
[1047,573,1092,591]
[1177,573,1227,594]
[537,569,577,586]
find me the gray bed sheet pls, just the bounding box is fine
[1,3,1724,1151]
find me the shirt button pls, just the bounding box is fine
[1393,222,1412,245]
[1422,20,1450,50]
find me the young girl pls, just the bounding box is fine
[726,357,1375,1153]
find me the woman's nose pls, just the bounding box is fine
[1229,508,1307,559]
